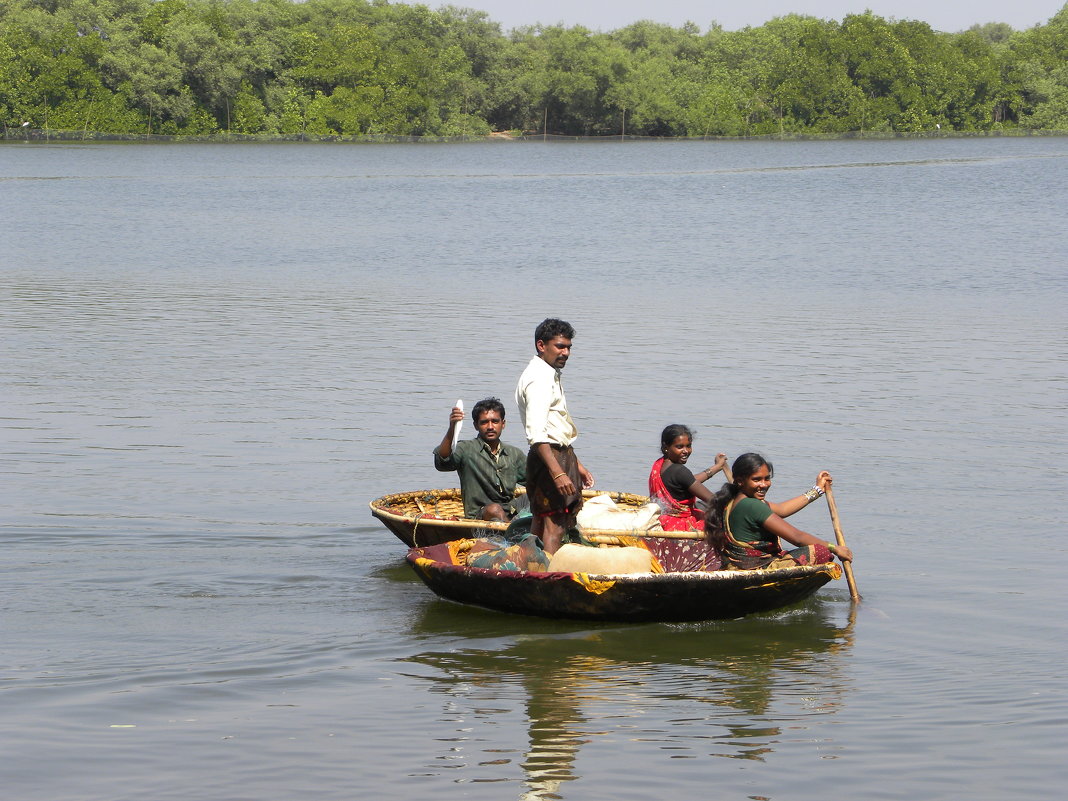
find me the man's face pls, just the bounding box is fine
[536,336,572,369]
[475,410,505,444]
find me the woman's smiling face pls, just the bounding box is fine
[663,435,692,464]
[738,464,773,500]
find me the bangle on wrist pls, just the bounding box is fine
[803,486,825,502]
[552,472,566,480]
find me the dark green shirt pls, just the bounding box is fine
[725,496,781,567]
[727,497,774,544]
[433,438,527,519]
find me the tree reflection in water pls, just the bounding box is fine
[403,599,855,798]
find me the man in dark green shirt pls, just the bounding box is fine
[433,398,527,521]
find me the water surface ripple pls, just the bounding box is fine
[2,138,1066,800]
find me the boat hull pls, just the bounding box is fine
[406,541,840,622]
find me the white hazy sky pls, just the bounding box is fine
[441,1,1064,33]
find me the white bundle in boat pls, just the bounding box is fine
[548,543,653,574]
[576,493,662,532]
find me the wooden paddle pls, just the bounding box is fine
[825,484,860,602]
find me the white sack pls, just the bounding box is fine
[548,543,653,574]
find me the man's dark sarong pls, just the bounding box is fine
[526,444,583,527]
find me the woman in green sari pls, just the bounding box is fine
[705,453,854,570]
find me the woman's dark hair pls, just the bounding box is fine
[705,453,773,554]
[471,397,505,423]
[659,424,693,453]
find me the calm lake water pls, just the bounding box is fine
[2,137,1066,800]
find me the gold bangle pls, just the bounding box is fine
[552,472,566,480]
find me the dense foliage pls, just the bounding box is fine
[2,0,1067,137]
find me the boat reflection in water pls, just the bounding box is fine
[403,599,856,797]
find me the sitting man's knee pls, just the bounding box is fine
[481,503,508,523]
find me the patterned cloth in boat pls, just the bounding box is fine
[466,533,551,572]
[643,538,723,571]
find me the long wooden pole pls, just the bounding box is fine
[721,462,734,485]
[825,485,860,602]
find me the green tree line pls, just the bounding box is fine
[2,0,1067,138]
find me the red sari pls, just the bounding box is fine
[648,458,704,532]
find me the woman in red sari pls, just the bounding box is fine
[648,424,727,532]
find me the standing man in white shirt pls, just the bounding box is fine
[515,318,595,554]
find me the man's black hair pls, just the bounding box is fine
[534,318,575,344]
[471,397,505,423]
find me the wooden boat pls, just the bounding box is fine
[370,487,683,547]
[405,537,842,623]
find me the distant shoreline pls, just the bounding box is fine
[5,129,1067,144]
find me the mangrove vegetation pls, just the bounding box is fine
[2,0,1067,138]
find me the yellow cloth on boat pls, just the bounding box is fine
[569,573,617,594]
[446,538,475,565]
